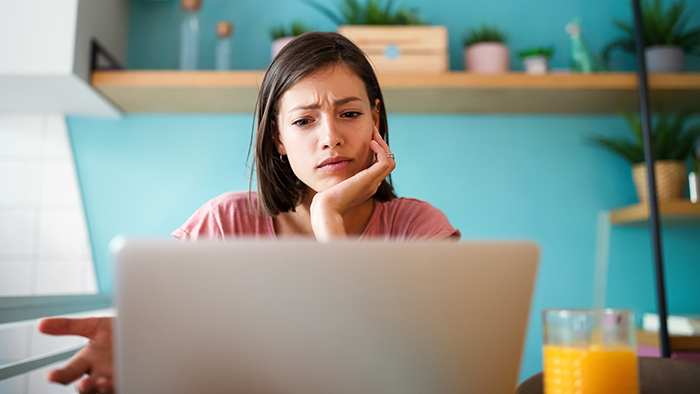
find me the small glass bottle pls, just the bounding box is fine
[215,21,233,71]
[179,0,201,70]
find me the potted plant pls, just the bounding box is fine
[269,20,311,59]
[304,0,448,73]
[463,24,509,74]
[517,46,554,75]
[602,0,700,73]
[588,109,700,202]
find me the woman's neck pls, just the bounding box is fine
[273,193,375,238]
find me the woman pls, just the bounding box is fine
[39,32,460,394]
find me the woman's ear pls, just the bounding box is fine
[373,99,381,128]
[272,121,287,155]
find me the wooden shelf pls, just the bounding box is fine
[91,71,700,114]
[609,200,700,226]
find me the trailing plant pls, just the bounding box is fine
[463,24,507,47]
[269,20,311,40]
[303,0,425,25]
[517,46,555,59]
[588,108,700,164]
[602,0,700,66]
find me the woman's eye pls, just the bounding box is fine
[341,111,362,119]
[293,119,312,127]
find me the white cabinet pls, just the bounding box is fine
[0,0,128,116]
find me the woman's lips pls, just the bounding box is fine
[318,156,352,172]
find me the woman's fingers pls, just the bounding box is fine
[368,132,395,182]
[47,356,91,384]
[373,126,391,153]
[77,377,98,394]
[38,318,102,339]
[95,377,115,394]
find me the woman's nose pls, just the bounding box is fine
[320,117,342,148]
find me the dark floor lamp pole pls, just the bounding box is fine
[631,0,671,358]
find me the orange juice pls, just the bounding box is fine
[543,344,639,394]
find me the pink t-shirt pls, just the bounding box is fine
[172,191,460,241]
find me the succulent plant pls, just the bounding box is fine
[517,46,555,59]
[269,20,312,41]
[303,0,425,25]
[463,24,508,47]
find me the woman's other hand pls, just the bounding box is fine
[311,126,395,240]
[38,317,115,394]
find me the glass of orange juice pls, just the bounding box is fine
[542,309,639,394]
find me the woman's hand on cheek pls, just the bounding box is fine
[310,126,396,241]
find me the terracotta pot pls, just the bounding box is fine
[645,45,683,73]
[271,36,295,60]
[464,42,509,73]
[632,161,686,203]
[523,55,549,75]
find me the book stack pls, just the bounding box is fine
[637,313,700,363]
[643,313,700,335]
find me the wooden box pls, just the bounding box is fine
[337,26,449,73]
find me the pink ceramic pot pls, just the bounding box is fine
[271,36,295,60]
[464,42,510,73]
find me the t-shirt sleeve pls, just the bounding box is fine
[367,198,461,241]
[171,191,273,241]
[171,199,227,241]
[400,201,461,241]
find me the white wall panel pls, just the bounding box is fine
[44,115,72,158]
[0,162,40,205]
[0,113,96,393]
[0,260,33,296]
[34,260,84,295]
[0,211,37,255]
[0,115,44,156]
[40,161,82,207]
[38,211,90,256]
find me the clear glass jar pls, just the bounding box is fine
[215,21,233,71]
[179,0,201,70]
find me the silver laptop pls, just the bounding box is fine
[111,238,539,394]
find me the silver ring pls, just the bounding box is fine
[386,153,395,159]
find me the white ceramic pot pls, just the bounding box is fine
[523,55,549,75]
[464,42,509,73]
[645,45,683,73]
[271,36,295,60]
[690,172,699,203]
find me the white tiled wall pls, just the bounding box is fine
[0,114,98,394]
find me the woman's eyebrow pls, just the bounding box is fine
[290,96,363,112]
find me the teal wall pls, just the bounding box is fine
[69,0,700,384]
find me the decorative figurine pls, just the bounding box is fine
[565,19,603,74]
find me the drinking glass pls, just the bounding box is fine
[542,309,639,394]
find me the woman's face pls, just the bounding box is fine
[275,65,380,194]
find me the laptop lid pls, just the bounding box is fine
[112,239,539,394]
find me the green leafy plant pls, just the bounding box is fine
[517,46,555,59]
[303,0,425,25]
[269,20,311,40]
[588,108,700,164]
[602,0,700,66]
[463,24,508,47]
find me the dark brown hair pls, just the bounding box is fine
[250,31,396,216]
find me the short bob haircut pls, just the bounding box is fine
[251,31,396,216]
